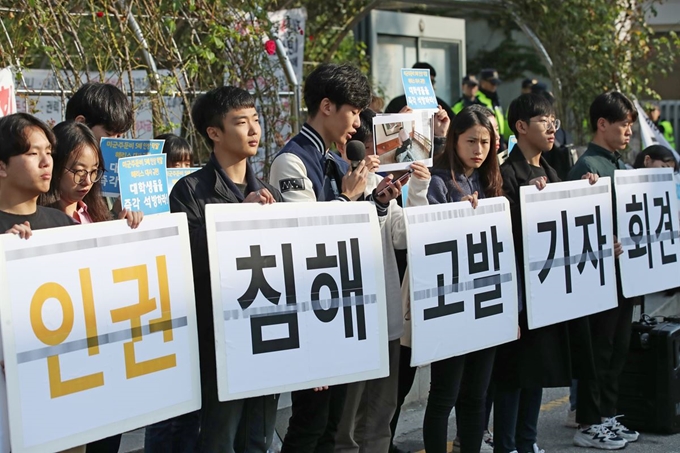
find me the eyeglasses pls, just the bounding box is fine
[529,118,561,131]
[65,167,105,184]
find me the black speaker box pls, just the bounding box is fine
[619,317,680,434]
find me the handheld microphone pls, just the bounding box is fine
[346,140,366,170]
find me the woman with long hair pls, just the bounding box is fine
[423,106,503,453]
[43,120,141,228]
[41,120,142,453]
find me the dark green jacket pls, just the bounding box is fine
[568,142,627,181]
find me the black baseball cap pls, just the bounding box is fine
[530,82,549,94]
[462,75,479,86]
[480,69,501,85]
[522,78,538,89]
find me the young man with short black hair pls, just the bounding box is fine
[168,86,281,453]
[570,91,640,451]
[495,93,598,453]
[0,113,75,235]
[0,113,80,453]
[270,63,404,453]
[66,82,134,141]
[65,81,135,453]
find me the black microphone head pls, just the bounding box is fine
[346,140,366,162]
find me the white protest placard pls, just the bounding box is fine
[373,112,434,172]
[615,168,680,298]
[0,333,9,453]
[206,202,389,401]
[521,178,618,330]
[0,214,201,453]
[405,198,519,366]
[634,99,678,155]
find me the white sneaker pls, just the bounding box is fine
[480,438,493,452]
[573,424,627,450]
[602,415,639,443]
[565,409,578,428]
[481,430,494,452]
[532,443,545,453]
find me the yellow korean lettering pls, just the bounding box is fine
[111,264,176,379]
[31,282,104,398]
[148,256,173,342]
[79,268,99,355]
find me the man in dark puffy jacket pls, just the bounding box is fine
[169,86,281,453]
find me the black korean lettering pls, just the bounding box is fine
[537,220,557,283]
[467,231,490,274]
[307,244,340,324]
[626,194,645,260]
[423,240,463,320]
[338,238,366,340]
[238,244,300,355]
[236,245,281,309]
[561,210,572,294]
[474,275,503,319]
[469,227,504,319]
[626,194,652,267]
[575,205,607,287]
[654,192,677,265]
[490,226,503,271]
[537,211,571,293]
[574,214,596,270]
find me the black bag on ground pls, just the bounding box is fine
[619,315,680,434]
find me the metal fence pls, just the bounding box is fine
[660,100,680,149]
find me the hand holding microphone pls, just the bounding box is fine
[341,140,369,200]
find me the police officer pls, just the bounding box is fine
[452,75,484,115]
[476,69,506,140]
[647,103,676,149]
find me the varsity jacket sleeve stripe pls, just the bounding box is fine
[269,153,317,203]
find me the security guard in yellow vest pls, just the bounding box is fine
[647,103,676,150]
[476,68,506,139]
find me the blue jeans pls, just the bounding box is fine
[493,387,542,453]
[144,411,201,453]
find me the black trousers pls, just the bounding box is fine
[389,346,418,448]
[493,387,542,453]
[423,347,496,453]
[86,435,122,453]
[576,298,634,425]
[281,385,348,453]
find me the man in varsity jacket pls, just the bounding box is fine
[269,63,404,453]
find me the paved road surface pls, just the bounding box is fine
[120,387,680,453]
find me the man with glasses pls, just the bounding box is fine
[494,93,598,453]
